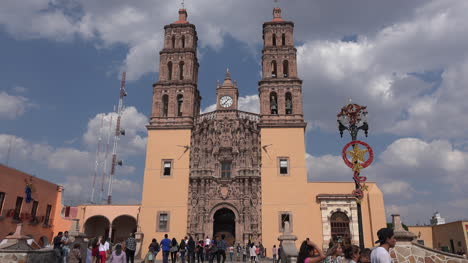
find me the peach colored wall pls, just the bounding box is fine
[139,129,191,250]
[0,165,71,245]
[260,127,310,251]
[76,204,140,233]
[259,128,387,252]
[432,221,468,253]
[408,226,434,248]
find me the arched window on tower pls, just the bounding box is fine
[330,211,351,246]
[271,60,277,78]
[285,92,293,115]
[282,33,286,46]
[179,61,184,80]
[167,61,172,80]
[177,94,183,116]
[162,94,169,117]
[172,35,176,48]
[283,60,289,78]
[182,35,185,48]
[270,92,278,115]
[272,33,277,46]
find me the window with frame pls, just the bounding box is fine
[44,204,52,226]
[158,212,169,232]
[162,160,173,176]
[330,212,351,245]
[221,161,231,179]
[279,212,293,232]
[14,196,23,220]
[279,158,289,175]
[31,201,39,218]
[0,192,5,215]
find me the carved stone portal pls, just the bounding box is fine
[187,110,262,245]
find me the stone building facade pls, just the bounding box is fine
[138,7,387,252]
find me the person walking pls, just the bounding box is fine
[243,244,248,262]
[161,234,172,263]
[249,243,257,263]
[148,238,160,263]
[277,243,282,263]
[170,238,179,263]
[370,228,396,263]
[259,243,264,258]
[217,235,227,263]
[62,231,71,263]
[228,244,234,262]
[125,233,137,263]
[187,235,196,263]
[109,244,127,263]
[196,240,205,263]
[236,243,242,261]
[68,243,82,263]
[180,237,187,263]
[272,245,277,263]
[98,237,110,263]
[53,232,64,263]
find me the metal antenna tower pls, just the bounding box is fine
[90,115,104,203]
[107,72,127,204]
[99,115,113,203]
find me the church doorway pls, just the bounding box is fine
[213,208,235,245]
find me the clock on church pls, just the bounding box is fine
[220,96,233,108]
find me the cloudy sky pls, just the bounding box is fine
[1,0,467,225]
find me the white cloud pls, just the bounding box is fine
[83,106,148,156]
[306,153,349,182]
[296,0,468,140]
[381,181,414,199]
[306,137,468,223]
[0,91,33,119]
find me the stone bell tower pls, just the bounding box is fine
[258,7,305,128]
[149,8,201,129]
[259,7,309,250]
[140,8,200,252]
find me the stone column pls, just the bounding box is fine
[391,214,416,244]
[277,222,298,263]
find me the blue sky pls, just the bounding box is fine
[1,0,467,225]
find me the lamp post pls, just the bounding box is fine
[337,102,373,250]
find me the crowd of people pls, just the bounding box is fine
[49,227,425,263]
[297,227,397,263]
[141,233,269,263]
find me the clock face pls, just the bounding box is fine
[220,96,233,108]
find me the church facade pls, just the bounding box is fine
[138,7,386,252]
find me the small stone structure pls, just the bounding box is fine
[390,214,468,263]
[278,221,298,263]
[0,224,55,263]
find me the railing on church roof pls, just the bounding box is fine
[195,110,260,123]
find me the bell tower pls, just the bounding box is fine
[258,7,305,128]
[216,69,239,111]
[259,7,309,251]
[149,8,201,129]
[140,8,198,252]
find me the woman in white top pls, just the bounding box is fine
[98,238,110,263]
[249,244,257,263]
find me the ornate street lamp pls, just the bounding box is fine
[337,102,374,250]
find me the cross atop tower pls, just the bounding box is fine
[181,0,185,9]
